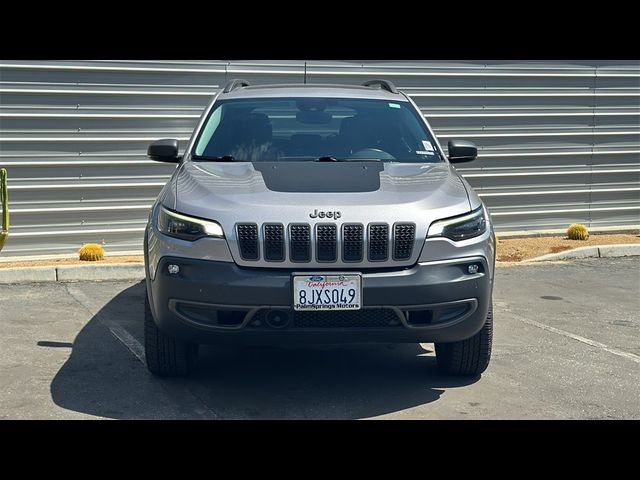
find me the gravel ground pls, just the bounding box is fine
[0,255,143,269]
[496,233,640,262]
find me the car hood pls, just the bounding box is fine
[174,160,469,213]
[169,160,472,267]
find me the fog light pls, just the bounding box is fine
[167,264,180,275]
[467,264,480,274]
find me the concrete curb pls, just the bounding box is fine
[526,244,640,262]
[56,264,145,282]
[0,266,58,284]
[0,263,144,284]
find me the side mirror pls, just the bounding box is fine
[148,139,181,163]
[447,140,477,163]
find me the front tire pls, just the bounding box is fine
[435,304,493,376]
[144,290,198,377]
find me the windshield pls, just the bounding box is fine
[192,97,443,163]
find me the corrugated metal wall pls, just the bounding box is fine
[1,60,639,257]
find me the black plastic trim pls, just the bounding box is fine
[368,223,389,262]
[361,79,398,94]
[236,223,260,261]
[223,78,251,93]
[263,223,285,262]
[289,223,311,262]
[392,222,416,261]
[342,223,364,262]
[315,223,337,262]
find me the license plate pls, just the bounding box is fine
[293,274,361,311]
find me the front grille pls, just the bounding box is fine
[237,222,416,264]
[236,223,259,260]
[316,224,337,262]
[293,309,402,328]
[393,223,415,260]
[289,224,311,262]
[263,223,284,261]
[368,223,389,261]
[343,224,363,262]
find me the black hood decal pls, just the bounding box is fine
[252,161,383,193]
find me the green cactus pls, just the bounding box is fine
[0,168,8,252]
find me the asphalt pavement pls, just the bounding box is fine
[0,257,638,419]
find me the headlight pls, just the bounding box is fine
[157,206,224,241]
[428,206,487,241]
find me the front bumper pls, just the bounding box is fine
[145,254,494,345]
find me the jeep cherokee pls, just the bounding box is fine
[144,79,495,377]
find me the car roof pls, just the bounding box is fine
[218,83,409,101]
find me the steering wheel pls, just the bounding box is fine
[348,148,396,160]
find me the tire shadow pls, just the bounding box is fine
[50,282,480,419]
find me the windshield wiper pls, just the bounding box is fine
[191,154,235,162]
[315,156,382,162]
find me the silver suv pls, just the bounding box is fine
[144,79,495,377]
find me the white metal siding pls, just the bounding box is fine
[1,60,639,256]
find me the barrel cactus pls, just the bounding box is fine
[79,243,105,261]
[567,223,589,240]
[0,168,8,252]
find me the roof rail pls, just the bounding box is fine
[361,79,398,94]
[223,79,251,93]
